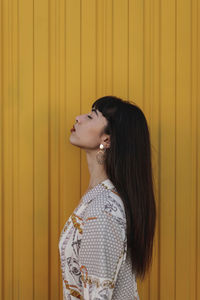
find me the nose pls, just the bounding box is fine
[75,115,81,124]
[76,113,87,122]
[75,113,88,124]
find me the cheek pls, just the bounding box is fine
[71,125,99,142]
[81,125,102,146]
[87,126,100,136]
[88,121,106,139]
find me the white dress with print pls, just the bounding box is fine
[59,178,140,300]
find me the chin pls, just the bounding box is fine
[69,135,80,147]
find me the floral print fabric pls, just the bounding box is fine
[59,179,140,299]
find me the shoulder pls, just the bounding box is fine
[83,188,127,239]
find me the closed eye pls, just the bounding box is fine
[87,115,93,119]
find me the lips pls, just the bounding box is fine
[70,125,76,132]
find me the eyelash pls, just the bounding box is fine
[87,115,93,119]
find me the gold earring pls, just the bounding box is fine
[96,144,106,165]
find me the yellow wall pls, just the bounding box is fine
[0,0,199,299]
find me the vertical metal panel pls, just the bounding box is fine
[160,0,176,299]
[197,1,200,298]
[0,0,2,296]
[65,0,81,215]
[18,0,34,298]
[0,0,199,299]
[148,0,160,298]
[12,0,20,298]
[176,0,195,298]
[104,0,113,95]
[49,0,60,298]
[191,1,198,300]
[113,0,129,98]
[96,0,105,97]
[80,0,97,195]
[128,0,144,107]
[34,0,49,298]
[2,0,14,298]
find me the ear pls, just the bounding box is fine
[103,135,111,149]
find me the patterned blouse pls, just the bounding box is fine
[59,178,140,300]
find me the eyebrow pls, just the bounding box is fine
[91,108,98,116]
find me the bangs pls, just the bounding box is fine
[92,96,122,120]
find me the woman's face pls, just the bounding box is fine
[69,108,110,150]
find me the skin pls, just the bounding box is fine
[69,108,111,193]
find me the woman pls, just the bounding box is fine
[59,96,156,300]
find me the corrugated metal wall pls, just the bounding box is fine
[0,0,199,299]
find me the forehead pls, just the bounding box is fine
[91,108,107,126]
[91,108,102,117]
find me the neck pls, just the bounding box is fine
[85,150,108,189]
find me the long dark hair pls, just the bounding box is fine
[92,96,157,281]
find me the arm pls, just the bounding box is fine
[78,211,125,300]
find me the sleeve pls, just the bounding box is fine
[78,210,125,300]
